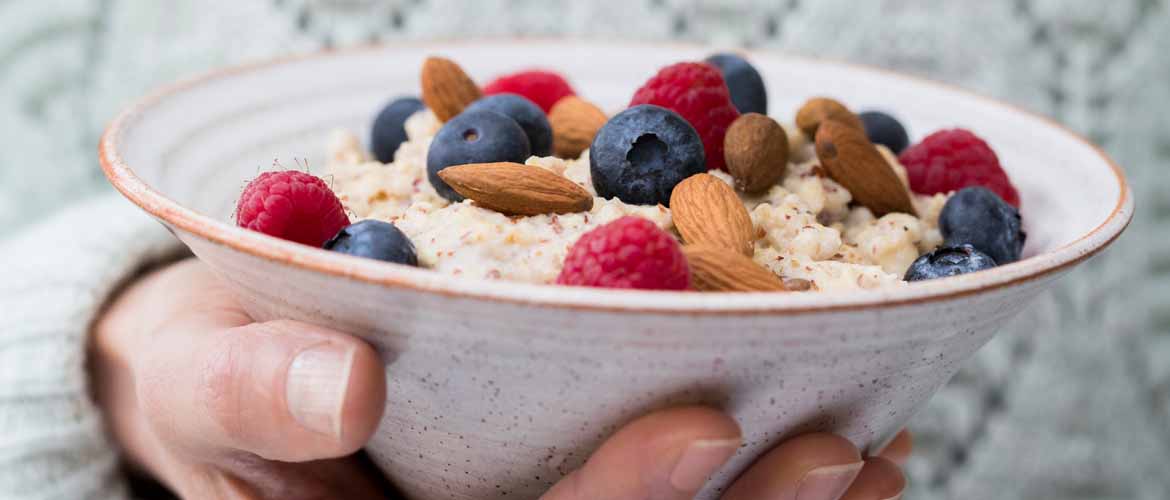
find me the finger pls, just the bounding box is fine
[876,430,912,467]
[135,317,386,463]
[722,433,863,500]
[542,407,741,500]
[839,458,905,500]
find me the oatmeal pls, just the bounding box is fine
[232,55,1020,290]
[325,111,946,291]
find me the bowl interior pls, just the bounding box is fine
[106,40,1130,309]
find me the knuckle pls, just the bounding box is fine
[134,364,173,434]
[134,342,185,436]
[197,335,250,442]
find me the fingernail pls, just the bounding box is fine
[286,343,354,438]
[796,461,864,500]
[669,438,741,492]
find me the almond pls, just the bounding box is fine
[437,162,594,215]
[670,174,755,257]
[783,278,814,291]
[814,120,917,217]
[795,97,864,137]
[683,244,787,292]
[724,113,789,194]
[421,56,482,122]
[549,96,608,159]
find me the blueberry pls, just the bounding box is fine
[858,111,910,154]
[705,53,767,115]
[590,105,706,206]
[371,96,425,163]
[324,219,418,266]
[905,244,997,281]
[427,109,532,201]
[939,186,1026,264]
[465,94,552,156]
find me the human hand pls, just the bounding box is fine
[92,259,390,498]
[93,259,908,499]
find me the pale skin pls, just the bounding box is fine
[92,259,911,499]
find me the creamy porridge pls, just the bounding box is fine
[325,110,948,291]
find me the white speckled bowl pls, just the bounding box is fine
[100,40,1131,499]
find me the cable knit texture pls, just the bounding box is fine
[0,1,1167,499]
[0,195,183,500]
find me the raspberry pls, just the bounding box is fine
[629,62,740,171]
[557,216,690,290]
[898,129,1020,207]
[482,70,576,113]
[235,170,351,247]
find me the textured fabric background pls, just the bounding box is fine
[0,1,1167,498]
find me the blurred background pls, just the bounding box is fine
[1,1,1167,498]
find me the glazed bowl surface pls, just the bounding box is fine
[100,40,1132,500]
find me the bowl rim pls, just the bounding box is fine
[98,38,1134,315]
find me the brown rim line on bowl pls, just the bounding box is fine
[98,39,1132,314]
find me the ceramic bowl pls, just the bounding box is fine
[99,40,1132,500]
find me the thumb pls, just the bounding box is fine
[135,318,386,463]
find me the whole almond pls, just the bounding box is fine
[670,174,755,257]
[783,278,814,291]
[815,120,917,217]
[795,97,864,137]
[549,96,608,159]
[724,113,789,194]
[684,244,787,292]
[437,162,594,215]
[421,56,482,122]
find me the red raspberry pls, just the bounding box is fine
[482,70,576,113]
[899,129,1020,207]
[557,216,690,290]
[235,170,351,247]
[629,62,740,171]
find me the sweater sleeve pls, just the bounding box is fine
[0,193,187,500]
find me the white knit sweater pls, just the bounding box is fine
[0,194,183,500]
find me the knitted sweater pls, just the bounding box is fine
[0,194,184,500]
